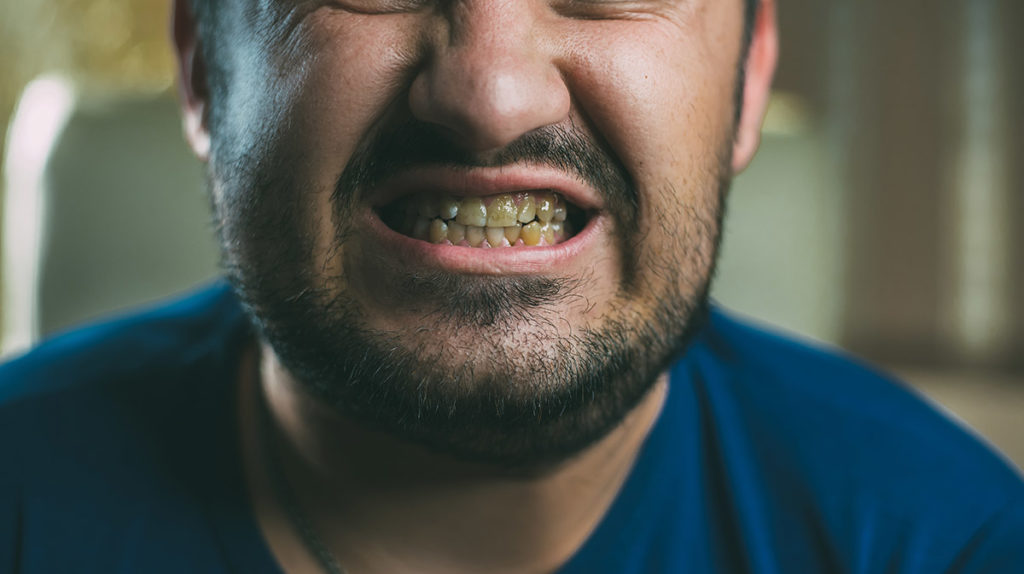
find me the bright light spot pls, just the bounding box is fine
[955,0,1010,360]
[2,74,77,357]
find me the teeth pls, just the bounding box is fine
[486,194,518,227]
[447,221,466,244]
[517,195,536,223]
[455,198,487,227]
[485,226,506,247]
[429,219,448,244]
[504,224,521,245]
[439,196,459,221]
[466,225,485,247]
[396,191,577,248]
[536,193,555,223]
[521,221,542,246]
[553,204,567,222]
[540,222,555,245]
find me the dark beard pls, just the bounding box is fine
[210,118,726,468]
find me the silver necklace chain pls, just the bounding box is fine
[258,394,348,574]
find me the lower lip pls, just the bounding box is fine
[360,209,606,275]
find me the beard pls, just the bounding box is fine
[209,116,729,468]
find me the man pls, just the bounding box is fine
[1,0,1022,571]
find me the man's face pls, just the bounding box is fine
[182,0,771,465]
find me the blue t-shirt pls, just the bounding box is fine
[1,282,1022,573]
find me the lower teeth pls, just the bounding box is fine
[389,192,578,248]
[409,216,569,247]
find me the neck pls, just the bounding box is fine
[239,342,668,574]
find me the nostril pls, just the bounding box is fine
[407,42,571,152]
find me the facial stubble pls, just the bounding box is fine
[211,116,729,469]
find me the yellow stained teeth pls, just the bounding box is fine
[485,226,507,247]
[466,225,485,247]
[540,223,555,245]
[536,193,555,223]
[517,195,536,223]
[521,221,542,246]
[429,219,448,244]
[447,222,466,244]
[399,191,575,247]
[553,204,567,222]
[486,194,518,227]
[439,196,459,220]
[504,223,521,245]
[455,198,487,227]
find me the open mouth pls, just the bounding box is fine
[377,191,590,248]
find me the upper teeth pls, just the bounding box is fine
[400,191,572,247]
[417,192,567,228]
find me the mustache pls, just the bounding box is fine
[331,119,637,215]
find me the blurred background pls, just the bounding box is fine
[0,0,1021,466]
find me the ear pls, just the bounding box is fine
[731,0,778,174]
[172,0,212,162]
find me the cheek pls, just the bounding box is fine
[562,22,738,204]
[257,13,423,188]
[222,13,425,276]
[559,22,737,293]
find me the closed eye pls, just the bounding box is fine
[324,0,430,15]
[549,0,667,21]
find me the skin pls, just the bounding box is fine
[174,0,776,571]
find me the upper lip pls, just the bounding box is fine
[366,165,604,211]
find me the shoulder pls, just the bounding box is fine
[697,306,1021,485]
[0,281,247,405]
[683,306,1024,569]
[0,279,251,476]
[0,281,250,464]
[0,281,250,460]
[0,282,252,572]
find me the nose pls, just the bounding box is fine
[408,1,571,152]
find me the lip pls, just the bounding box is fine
[367,165,604,211]
[359,205,608,275]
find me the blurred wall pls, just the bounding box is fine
[34,94,218,336]
[728,0,1024,374]
[837,0,1023,372]
[1,0,177,333]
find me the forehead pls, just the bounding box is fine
[211,0,743,34]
